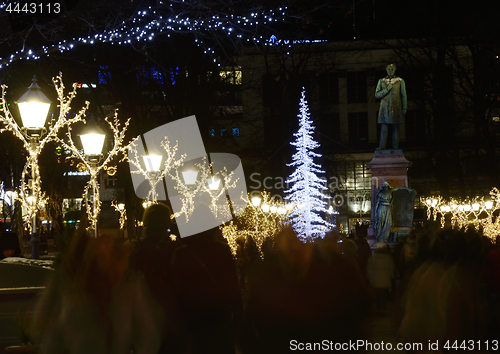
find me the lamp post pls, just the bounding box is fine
[182,169,199,185]
[79,122,106,237]
[1,73,97,253]
[16,77,51,259]
[143,154,163,203]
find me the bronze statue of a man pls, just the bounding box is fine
[375,64,407,150]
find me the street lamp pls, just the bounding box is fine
[126,136,186,206]
[142,154,164,203]
[143,154,162,172]
[16,76,51,132]
[251,196,262,207]
[16,77,52,259]
[111,200,127,236]
[79,122,106,237]
[182,170,198,185]
[1,73,107,254]
[208,177,221,191]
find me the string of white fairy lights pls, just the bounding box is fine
[421,187,500,240]
[125,134,240,223]
[125,136,186,204]
[111,200,127,230]
[0,2,325,69]
[54,110,131,235]
[0,70,245,235]
[166,156,239,223]
[221,191,289,259]
[0,73,89,231]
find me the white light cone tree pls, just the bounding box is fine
[284,87,332,242]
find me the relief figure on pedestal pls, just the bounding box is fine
[374,182,415,243]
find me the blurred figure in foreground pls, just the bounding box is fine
[399,234,447,348]
[0,222,21,259]
[367,242,394,315]
[37,226,168,353]
[169,226,242,354]
[482,235,500,340]
[354,233,372,281]
[129,203,191,353]
[244,227,371,353]
[132,203,241,353]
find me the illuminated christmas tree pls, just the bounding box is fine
[284,88,332,242]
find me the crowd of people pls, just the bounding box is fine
[25,204,500,353]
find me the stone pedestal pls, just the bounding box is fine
[366,149,412,244]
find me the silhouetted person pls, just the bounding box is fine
[37,223,168,353]
[354,233,372,281]
[0,223,21,259]
[399,233,447,347]
[129,203,191,353]
[367,243,394,315]
[482,235,500,340]
[169,227,242,354]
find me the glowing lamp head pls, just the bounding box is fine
[261,204,270,212]
[251,196,261,207]
[16,76,51,129]
[270,206,277,213]
[79,122,106,156]
[143,154,162,172]
[117,203,125,210]
[26,196,35,205]
[208,178,221,190]
[182,170,198,185]
[472,203,480,211]
[485,201,494,210]
[277,207,287,215]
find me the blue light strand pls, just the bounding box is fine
[0,3,325,69]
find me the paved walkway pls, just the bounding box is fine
[364,302,404,353]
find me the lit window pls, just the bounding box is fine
[219,67,242,85]
[232,128,239,136]
[493,117,500,123]
[209,129,215,137]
